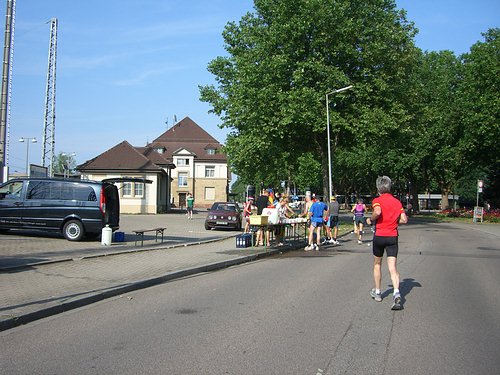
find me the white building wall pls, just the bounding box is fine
[195,162,227,179]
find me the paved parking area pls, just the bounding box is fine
[0,210,274,330]
[0,211,237,269]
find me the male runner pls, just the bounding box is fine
[367,176,408,310]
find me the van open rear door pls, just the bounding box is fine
[101,178,154,228]
[102,178,153,185]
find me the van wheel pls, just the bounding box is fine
[63,220,85,241]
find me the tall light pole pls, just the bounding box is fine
[326,85,353,199]
[19,136,37,175]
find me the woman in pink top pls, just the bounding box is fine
[351,199,367,244]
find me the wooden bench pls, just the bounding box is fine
[132,227,166,246]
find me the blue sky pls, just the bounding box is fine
[4,0,499,173]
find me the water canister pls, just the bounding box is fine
[101,224,112,246]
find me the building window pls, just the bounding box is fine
[205,166,215,178]
[178,172,188,187]
[207,148,216,155]
[134,182,144,197]
[177,158,189,166]
[122,181,144,198]
[122,182,132,196]
[205,187,215,201]
[154,147,165,154]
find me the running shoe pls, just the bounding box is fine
[314,244,319,251]
[391,294,402,310]
[358,240,362,244]
[304,244,314,251]
[328,239,336,244]
[370,289,382,302]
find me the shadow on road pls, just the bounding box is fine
[384,278,422,308]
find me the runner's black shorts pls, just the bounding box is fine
[329,215,339,228]
[372,235,399,258]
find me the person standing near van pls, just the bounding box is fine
[351,198,367,244]
[186,193,194,220]
[366,176,408,310]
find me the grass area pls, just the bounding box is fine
[338,222,355,235]
[411,213,500,224]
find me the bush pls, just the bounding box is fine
[436,208,500,223]
[485,209,500,223]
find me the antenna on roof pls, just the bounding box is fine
[173,114,177,124]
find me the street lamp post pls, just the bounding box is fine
[19,137,37,175]
[325,85,353,199]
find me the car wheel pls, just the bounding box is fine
[204,221,211,230]
[63,219,85,241]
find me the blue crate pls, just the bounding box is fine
[236,233,252,248]
[113,231,125,242]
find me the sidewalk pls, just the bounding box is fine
[0,213,305,331]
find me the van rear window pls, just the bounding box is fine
[27,181,97,201]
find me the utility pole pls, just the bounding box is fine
[41,18,57,176]
[0,0,15,182]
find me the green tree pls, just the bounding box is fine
[200,0,417,197]
[456,28,500,207]
[230,177,247,202]
[294,153,322,193]
[53,152,77,177]
[408,50,463,209]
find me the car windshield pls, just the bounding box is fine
[213,203,237,211]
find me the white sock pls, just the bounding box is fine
[375,289,381,295]
[394,288,400,296]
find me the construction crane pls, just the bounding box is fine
[41,18,57,176]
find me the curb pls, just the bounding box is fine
[0,242,292,332]
[0,234,240,272]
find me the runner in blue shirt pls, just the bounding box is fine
[305,197,328,251]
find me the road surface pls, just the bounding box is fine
[1,220,499,375]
